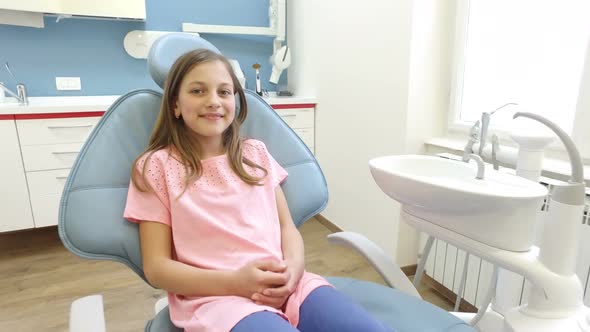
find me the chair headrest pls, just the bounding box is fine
[147,33,221,88]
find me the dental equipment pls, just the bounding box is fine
[491,134,500,170]
[478,102,518,156]
[418,113,588,331]
[182,0,286,54]
[269,45,291,84]
[252,63,262,96]
[510,126,556,182]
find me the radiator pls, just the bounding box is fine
[420,190,590,309]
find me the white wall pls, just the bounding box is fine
[288,1,454,266]
[573,39,590,161]
[288,0,413,262]
[402,1,455,265]
[286,0,316,97]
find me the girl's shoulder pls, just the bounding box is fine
[242,138,265,149]
[242,138,270,159]
[135,146,177,170]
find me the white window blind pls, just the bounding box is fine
[454,1,590,135]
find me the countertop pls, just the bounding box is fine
[0,93,316,115]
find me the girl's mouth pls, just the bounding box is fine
[200,113,224,120]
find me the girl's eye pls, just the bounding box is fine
[190,89,203,94]
[220,90,233,96]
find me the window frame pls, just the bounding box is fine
[446,0,590,161]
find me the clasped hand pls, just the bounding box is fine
[236,259,300,310]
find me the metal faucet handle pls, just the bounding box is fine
[16,84,28,105]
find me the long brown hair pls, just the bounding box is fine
[131,49,267,194]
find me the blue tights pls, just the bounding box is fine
[231,286,394,332]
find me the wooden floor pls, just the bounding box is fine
[0,218,452,332]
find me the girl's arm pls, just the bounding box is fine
[252,185,305,307]
[139,220,287,297]
[276,186,305,280]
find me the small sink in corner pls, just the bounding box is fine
[369,155,548,251]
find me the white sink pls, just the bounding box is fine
[370,155,548,251]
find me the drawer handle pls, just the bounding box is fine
[52,151,80,155]
[56,176,68,180]
[47,124,93,129]
[281,114,297,118]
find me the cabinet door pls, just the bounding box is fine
[0,0,145,20]
[0,0,48,13]
[275,107,315,153]
[16,116,100,146]
[26,169,70,228]
[276,108,315,129]
[0,120,34,232]
[55,0,146,20]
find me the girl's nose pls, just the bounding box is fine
[206,93,221,108]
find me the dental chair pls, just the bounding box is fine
[58,33,475,332]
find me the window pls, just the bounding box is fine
[450,1,590,141]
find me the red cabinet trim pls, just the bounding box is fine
[14,111,106,120]
[272,103,316,109]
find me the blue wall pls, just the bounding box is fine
[0,0,286,96]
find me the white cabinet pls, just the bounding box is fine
[21,143,83,172]
[274,107,315,153]
[26,169,70,228]
[15,116,100,228]
[0,0,146,20]
[0,119,34,232]
[17,117,100,146]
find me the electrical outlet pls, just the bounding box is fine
[56,77,81,91]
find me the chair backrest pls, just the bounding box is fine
[58,33,329,282]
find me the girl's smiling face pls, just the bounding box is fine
[174,60,236,144]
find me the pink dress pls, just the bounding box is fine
[124,139,330,332]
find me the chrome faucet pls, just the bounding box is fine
[1,63,28,105]
[466,153,485,179]
[462,120,480,162]
[1,82,28,105]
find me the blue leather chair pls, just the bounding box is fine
[59,33,475,332]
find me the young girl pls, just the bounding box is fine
[124,49,394,332]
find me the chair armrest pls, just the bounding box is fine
[155,296,169,314]
[69,295,106,332]
[327,231,422,299]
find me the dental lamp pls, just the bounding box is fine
[269,45,291,84]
